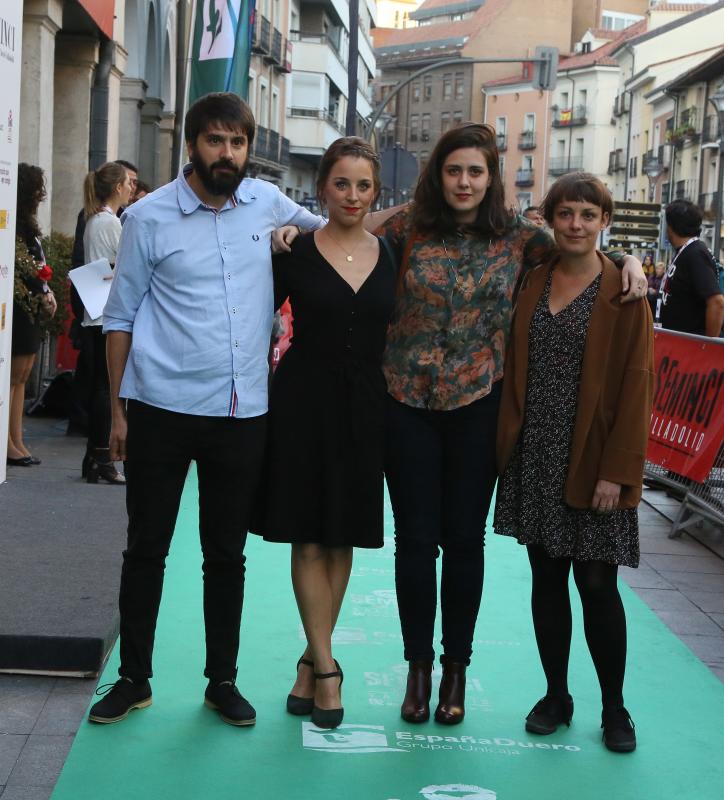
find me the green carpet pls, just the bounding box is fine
[52,469,724,800]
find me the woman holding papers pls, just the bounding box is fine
[80,161,134,484]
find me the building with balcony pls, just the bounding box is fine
[284,0,377,203]
[376,0,421,30]
[247,0,293,185]
[609,2,724,208]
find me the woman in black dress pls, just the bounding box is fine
[8,164,57,466]
[257,138,395,729]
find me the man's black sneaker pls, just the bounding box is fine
[204,680,256,726]
[88,677,152,724]
[602,706,636,752]
[525,693,574,734]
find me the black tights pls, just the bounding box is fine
[527,545,627,710]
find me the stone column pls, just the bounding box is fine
[20,0,63,233]
[158,111,176,186]
[52,35,99,236]
[139,97,165,188]
[105,42,129,161]
[118,77,147,169]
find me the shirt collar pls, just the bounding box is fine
[176,162,257,214]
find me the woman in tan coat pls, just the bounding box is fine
[494,173,654,753]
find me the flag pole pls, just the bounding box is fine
[173,0,198,174]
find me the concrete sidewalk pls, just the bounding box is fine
[0,415,722,800]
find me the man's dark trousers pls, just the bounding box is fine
[118,400,266,683]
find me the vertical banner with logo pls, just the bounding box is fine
[189,0,256,105]
[0,0,23,485]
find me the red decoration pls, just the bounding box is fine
[37,264,53,282]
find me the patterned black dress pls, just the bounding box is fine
[494,272,639,568]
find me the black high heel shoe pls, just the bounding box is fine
[286,657,315,716]
[86,448,125,485]
[311,660,344,729]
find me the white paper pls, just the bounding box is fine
[69,259,113,321]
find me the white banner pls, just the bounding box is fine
[0,0,23,484]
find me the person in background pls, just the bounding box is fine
[495,172,654,754]
[80,161,134,483]
[659,200,724,337]
[7,164,57,466]
[132,180,151,203]
[522,205,546,228]
[648,260,665,316]
[641,252,655,278]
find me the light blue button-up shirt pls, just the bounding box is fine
[103,167,324,418]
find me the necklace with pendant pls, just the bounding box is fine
[324,228,363,262]
[442,237,488,288]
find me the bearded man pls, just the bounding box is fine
[89,93,325,726]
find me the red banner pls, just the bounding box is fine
[77,0,115,39]
[647,329,724,482]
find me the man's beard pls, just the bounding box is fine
[190,149,247,196]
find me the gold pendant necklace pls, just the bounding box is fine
[324,228,362,262]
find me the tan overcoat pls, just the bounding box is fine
[496,252,655,509]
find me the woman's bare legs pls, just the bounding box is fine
[8,355,35,459]
[290,543,353,709]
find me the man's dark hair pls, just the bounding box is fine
[115,159,138,174]
[184,92,255,147]
[665,199,702,238]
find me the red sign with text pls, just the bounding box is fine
[647,329,724,482]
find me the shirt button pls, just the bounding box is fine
[232,307,237,314]
[348,327,353,332]
[346,344,352,350]
[227,273,231,280]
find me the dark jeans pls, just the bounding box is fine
[118,401,266,683]
[385,382,502,665]
[83,326,110,449]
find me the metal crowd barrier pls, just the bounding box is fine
[644,444,724,538]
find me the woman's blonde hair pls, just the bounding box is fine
[83,162,127,219]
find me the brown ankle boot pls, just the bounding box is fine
[434,659,466,725]
[400,660,433,723]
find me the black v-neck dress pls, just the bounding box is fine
[256,232,396,548]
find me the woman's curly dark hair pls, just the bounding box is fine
[412,122,512,238]
[16,163,46,246]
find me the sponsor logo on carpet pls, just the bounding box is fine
[350,588,399,618]
[421,786,497,800]
[302,723,407,754]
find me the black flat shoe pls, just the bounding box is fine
[525,694,574,734]
[287,656,315,716]
[7,456,33,467]
[311,660,344,729]
[602,706,636,752]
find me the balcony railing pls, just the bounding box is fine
[548,156,584,175]
[271,28,283,64]
[552,105,587,127]
[268,129,280,162]
[612,93,629,118]
[496,133,507,152]
[607,149,625,174]
[667,106,701,146]
[702,114,720,145]
[515,168,535,187]
[698,191,720,220]
[518,130,536,150]
[642,149,668,175]
[674,179,697,202]
[254,126,270,161]
[280,136,290,165]
[252,15,271,54]
[289,29,345,66]
[289,106,344,134]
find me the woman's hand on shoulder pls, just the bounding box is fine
[272,225,301,254]
[591,479,621,513]
[620,255,648,304]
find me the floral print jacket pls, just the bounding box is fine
[379,208,555,411]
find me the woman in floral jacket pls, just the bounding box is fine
[378,124,647,726]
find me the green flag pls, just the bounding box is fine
[189,0,256,104]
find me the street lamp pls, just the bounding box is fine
[708,82,724,260]
[643,156,665,202]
